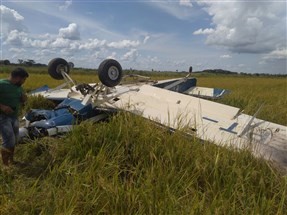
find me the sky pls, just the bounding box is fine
[0,0,286,74]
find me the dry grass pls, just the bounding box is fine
[0,67,286,214]
[1,114,286,214]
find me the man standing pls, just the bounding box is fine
[0,68,29,167]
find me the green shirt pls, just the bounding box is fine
[0,79,23,117]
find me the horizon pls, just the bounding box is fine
[2,60,286,76]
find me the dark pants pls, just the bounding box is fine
[0,114,19,149]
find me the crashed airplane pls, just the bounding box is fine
[20,58,287,170]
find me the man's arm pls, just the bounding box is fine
[20,93,28,104]
[0,103,14,115]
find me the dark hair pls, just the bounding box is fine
[11,68,29,78]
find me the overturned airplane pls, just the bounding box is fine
[20,58,287,171]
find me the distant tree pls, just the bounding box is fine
[34,63,47,67]
[18,59,24,64]
[23,59,35,66]
[24,61,32,66]
[1,60,11,65]
[27,59,35,65]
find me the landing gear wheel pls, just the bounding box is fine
[98,59,123,87]
[48,58,70,80]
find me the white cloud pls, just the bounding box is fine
[13,1,121,39]
[143,35,150,44]
[220,54,232,59]
[59,0,72,11]
[91,51,101,59]
[9,47,26,53]
[59,23,80,40]
[149,56,160,64]
[107,52,117,59]
[193,28,214,35]
[146,0,196,20]
[36,49,55,57]
[107,40,140,49]
[29,39,52,48]
[263,48,287,60]
[174,59,186,68]
[5,30,27,46]
[51,38,71,48]
[122,49,139,61]
[179,0,193,8]
[4,30,50,49]
[0,5,23,21]
[196,1,286,54]
[37,33,53,40]
[0,5,26,34]
[79,39,106,50]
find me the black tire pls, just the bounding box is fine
[48,58,70,80]
[98,59,123,87]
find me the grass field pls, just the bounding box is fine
[0,66,287,214]
[1,66,286,125]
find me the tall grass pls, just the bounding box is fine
[0,113,286,214]
[1,70,286,125]
[1,68,286,214]
[196,76,287,125]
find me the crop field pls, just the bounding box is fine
[0,67,287,214]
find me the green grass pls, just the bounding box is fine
[1,113,286,214]
[196,76,287,125]
[0,67,287,214]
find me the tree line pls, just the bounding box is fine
[0,59,47,67]
[0,59,75,68]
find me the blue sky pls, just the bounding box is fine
[1,0,286,74]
